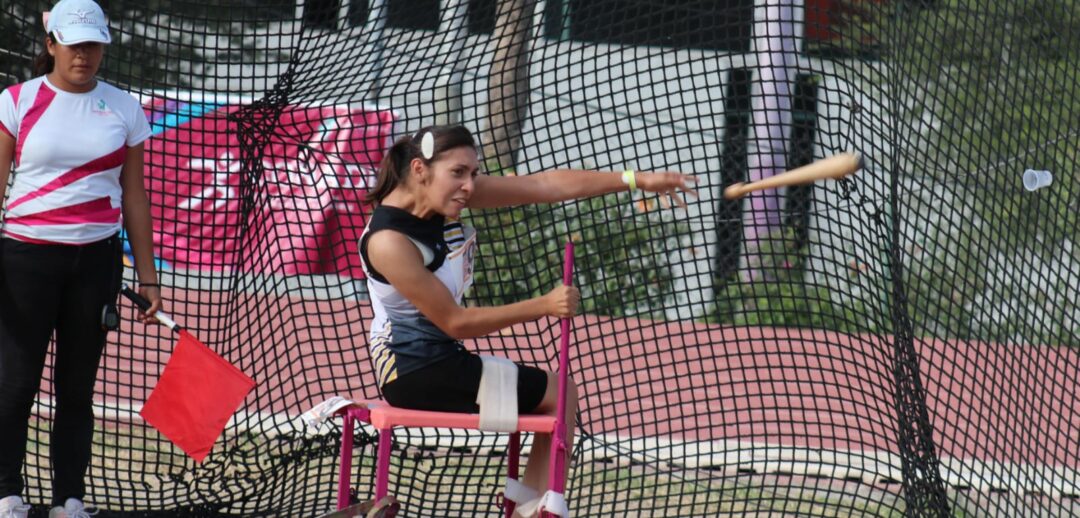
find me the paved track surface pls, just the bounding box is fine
[66,285,1079,469]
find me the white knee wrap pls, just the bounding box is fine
[476,355,518,432]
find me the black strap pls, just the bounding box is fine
[360,205,449,283]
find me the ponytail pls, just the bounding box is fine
[366,136,416,205]
[32,34,55,76]
[365,125,478,205]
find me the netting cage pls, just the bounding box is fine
[0,0,1077,516]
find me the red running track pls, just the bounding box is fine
[76,286,1080,468]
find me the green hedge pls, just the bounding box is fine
[464,193,687,320]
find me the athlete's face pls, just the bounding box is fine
[415,146,479,219]
[47,38,104,93]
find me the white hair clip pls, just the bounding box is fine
[420,132,435,160]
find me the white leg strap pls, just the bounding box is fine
[516,491,570,518]
[476,355,518,432]
[504,478,539,505]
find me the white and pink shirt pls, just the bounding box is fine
[0,76,151,245]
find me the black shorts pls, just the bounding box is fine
[381,349,549,414]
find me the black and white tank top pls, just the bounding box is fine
[358,205,478,386]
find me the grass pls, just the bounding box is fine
[27,417,1075,516]
[21,417,911,516]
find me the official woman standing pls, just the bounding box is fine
[0,1,162,516]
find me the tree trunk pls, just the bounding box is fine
[482,0,538,172]
[434,0,468,125]
[363,0,389,102]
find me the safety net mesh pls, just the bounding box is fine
[1,0,1078,516]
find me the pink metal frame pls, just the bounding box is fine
[336,242,576,516]
[539,241,575,517]
[337,406,370,510]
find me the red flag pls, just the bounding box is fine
[139,329,255,463]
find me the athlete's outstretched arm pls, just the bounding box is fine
[367,230,578,340]
[466,168,697,210]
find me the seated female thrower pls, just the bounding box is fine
[358,125,696,514]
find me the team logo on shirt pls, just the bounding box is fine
[92,98,112,116]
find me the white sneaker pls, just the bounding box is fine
[0,495,30,518]
[48,498,98,518]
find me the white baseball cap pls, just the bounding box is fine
[44,0,112,45]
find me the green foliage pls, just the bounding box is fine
[711,228,882,333]
[890,0,1080,175]
[715,277,877,332]
[464,192,687,319]
[463,203,563,307]
[885,0,1080,344]
[808,0,1080,344]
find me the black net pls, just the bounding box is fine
[1,0,1078,516]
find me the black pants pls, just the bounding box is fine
[0,235,122,506]
[381,349,549,415]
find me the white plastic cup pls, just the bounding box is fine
[1023,169,1053,191]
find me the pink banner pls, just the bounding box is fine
[142,96,396,279]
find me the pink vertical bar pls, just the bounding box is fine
[505,431,521,518]
[545,241,574,510]
[338,411,355,510]
[374,428,394,500]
